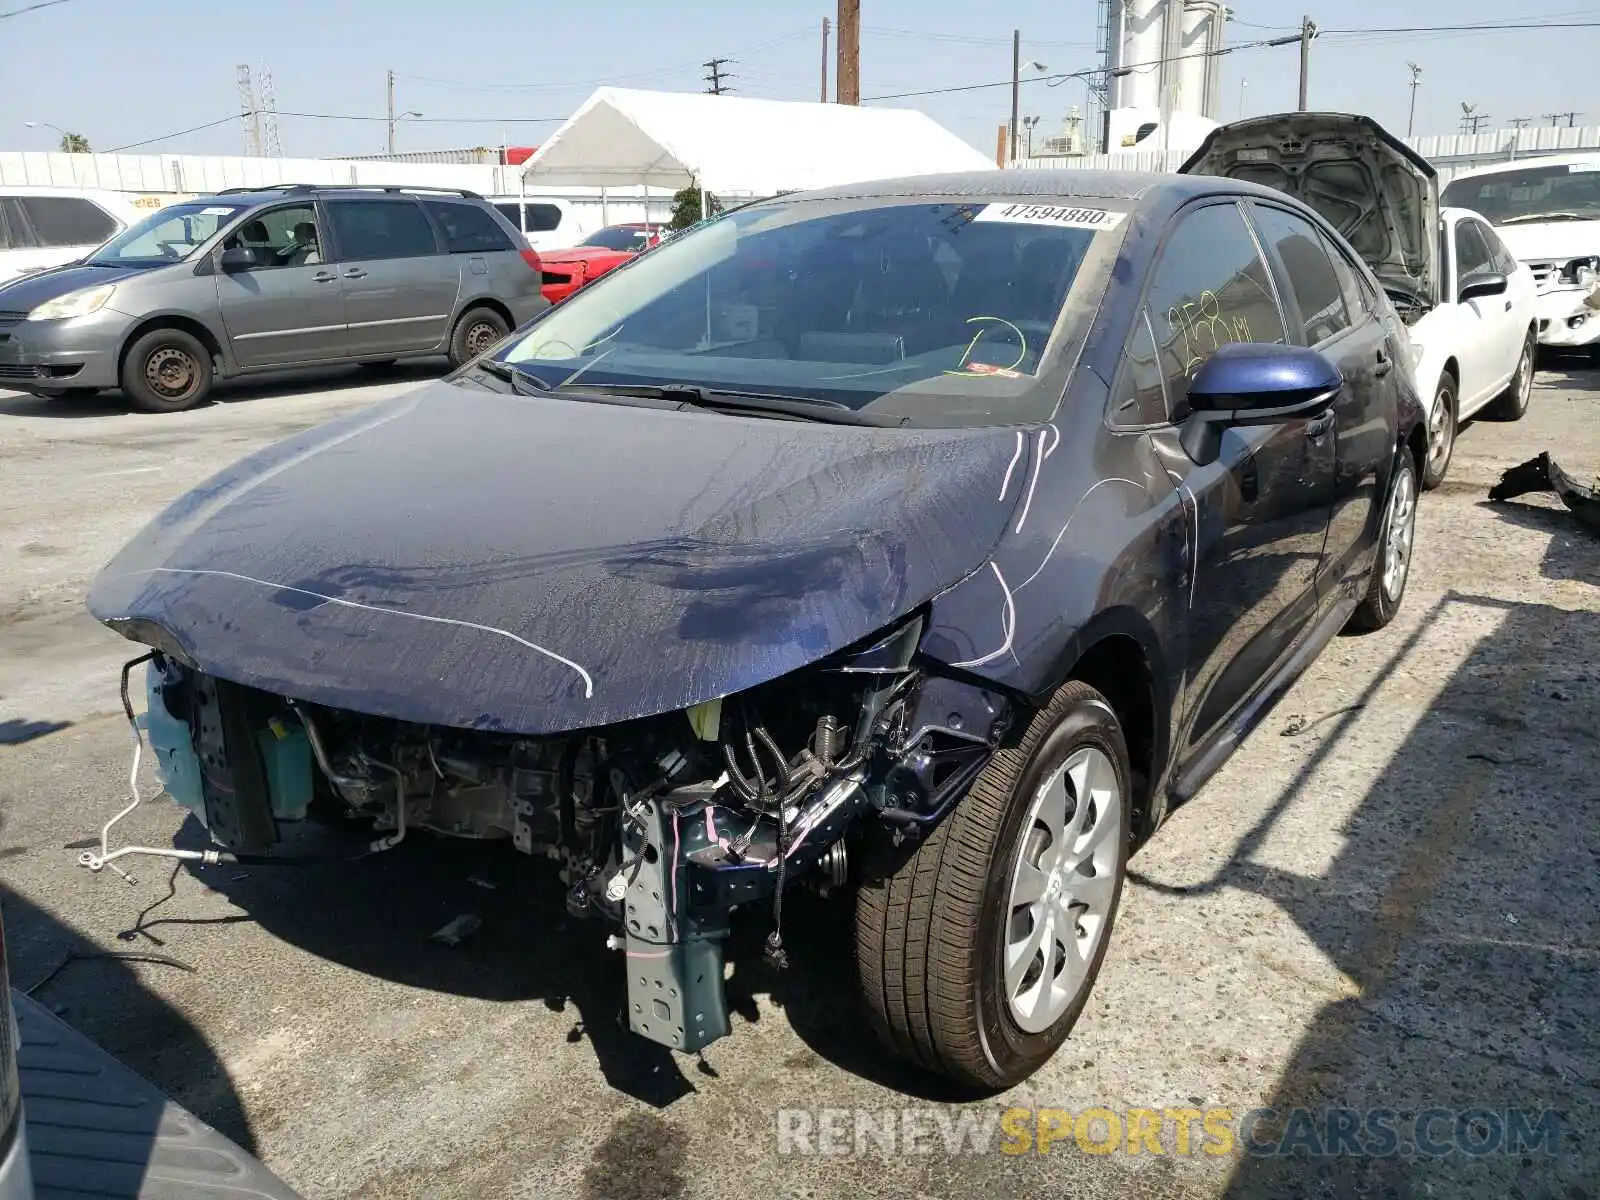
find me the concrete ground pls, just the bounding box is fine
[0,360,1596,1199]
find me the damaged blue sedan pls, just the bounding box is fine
[81,169,1426,1089]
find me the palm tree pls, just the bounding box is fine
[58,132,90,153]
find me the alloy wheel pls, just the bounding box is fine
[1382,462,1417,603]
[1003,745,1122,1034]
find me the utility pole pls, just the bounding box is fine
[821,16,830,102]
[1543,110,1580,127]
[1010,29,1021,164]
[1405,61,1421,137]
[386,69,396,154]
[836,0,860,105]
[1297,15,1317,111]
[703,58,734,95]
[236,63,262,156]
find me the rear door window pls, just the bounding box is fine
[424,201,514,253]
[17,195,119,247]
[326,199,440,261]
[1144,200,1288,408]
[1248,203,1354,346]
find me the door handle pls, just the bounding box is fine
[1374,347,1393,377]
[342,269,368,280]
[312,272,337,284]
[1504,299,1513,311]
[1305,410,1336,439]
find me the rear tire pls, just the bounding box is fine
[855,680,1131,1090]
[447,307,509,368]
[1421,373,1455,491]
[1488,331,1535,421]
[121,328,214,413]
[1348,445,1419,633]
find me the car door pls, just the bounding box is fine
[1475,216,1536,384]
[1135,199,1337,760]
[1247,200,1395,604]
[214,202,348,368]
[1449,216,1513,406]
[322,197,461,355]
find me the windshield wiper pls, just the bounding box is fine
[573,382,907,426]
[468,359,552,395]
[1499,212,1595,225]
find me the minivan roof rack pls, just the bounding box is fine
[210,183,484,199]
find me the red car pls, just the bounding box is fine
[538,223,663,305]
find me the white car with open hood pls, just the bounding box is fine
[1440,152,1600,355]
[1181,113,1539,490]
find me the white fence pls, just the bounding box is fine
[1013,123,1600,185]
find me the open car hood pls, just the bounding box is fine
[1180,112,1438,308]
[86,382,1024,735]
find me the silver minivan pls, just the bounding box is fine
[0,184,550,412]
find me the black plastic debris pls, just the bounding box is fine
[430,914,482,946]
[1488,451,1600,535]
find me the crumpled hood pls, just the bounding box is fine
[87,381,1024,735]
[1180,112,1439,306]
[1492,220,1600,265]
[0,262,143,311]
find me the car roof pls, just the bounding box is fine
[1446,151,1600,182]
[187,186,491,206]
[759,168,1307,211]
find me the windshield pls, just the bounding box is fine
[88,201,245,266]
[1441,162,1600,225]
[496,197,1123,427]
[581,225,654,252]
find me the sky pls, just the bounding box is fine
[3,0,1597,161]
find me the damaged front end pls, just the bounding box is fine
[83,611,1015,1057]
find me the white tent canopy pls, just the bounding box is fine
[520,87,996,197]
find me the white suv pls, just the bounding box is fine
[0,186,145,285]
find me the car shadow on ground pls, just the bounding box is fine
[154,811,973,1111]
[0,360,448,419]
[1125,559,1598,1192]
[1534,347,1600,388]
[0,882,265,1180]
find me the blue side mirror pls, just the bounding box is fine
[1179,342,1343,465]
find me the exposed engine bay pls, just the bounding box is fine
[80,612,1014,1056]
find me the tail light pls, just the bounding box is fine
[519,249,543,272]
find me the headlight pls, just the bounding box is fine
[26,283,116,321]
[1577,265,1598,289]
[1407,340,1425,369]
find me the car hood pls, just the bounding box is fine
[0,261,143,311]
[87,381,1025,735]
[1492,220,1600,264]
[1180,112,1439,308]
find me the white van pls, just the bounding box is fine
[1440,153,1600,354]
[0,186,147,285]
[487,196,587,251]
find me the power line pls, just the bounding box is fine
[276,110,569,124]
[863,16,1600,104]
[104,115,241,153]
[0,0,73,17]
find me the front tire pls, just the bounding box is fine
[447,306,509,368]
[1488,331,1535,421]
[855,680,1131,1090]
[1348,444,1419,633]
[1421,373,1456,491]
[121,328,214,413]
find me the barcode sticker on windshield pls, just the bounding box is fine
[199,206,239,215]
[974,203,1126,230]
[1568,163,1600,173]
